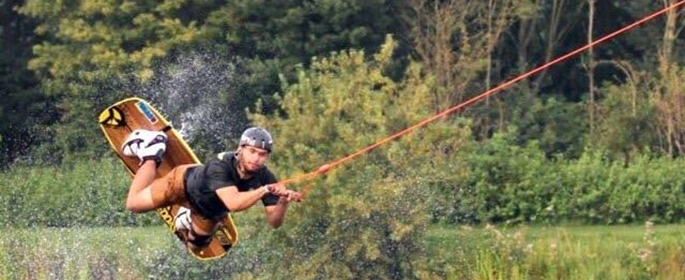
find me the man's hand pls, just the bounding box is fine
[284,190,303,203]
[265,183,303,203]
[265,182,288,196]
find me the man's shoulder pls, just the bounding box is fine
[204,152,236,173]
[207,152,235,165]
[216,151,236,162]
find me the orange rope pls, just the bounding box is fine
[281,1,685,195]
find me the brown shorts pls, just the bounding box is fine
[150,164,218,235]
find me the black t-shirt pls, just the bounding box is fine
[184,152,279,220]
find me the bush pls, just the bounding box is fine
[435,129,685,225]
[0,158,157,227]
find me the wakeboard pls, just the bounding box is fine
[98,97,238,260]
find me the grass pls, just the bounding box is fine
[0,227,177,280]
[1,224,683,279]
[425,223,685,280]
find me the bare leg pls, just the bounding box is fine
[186,225,217,252]
[126,160,158,213]
[186,213,218,251]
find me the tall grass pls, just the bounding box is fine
[1,224,683,279]
[426,222,685,280]
[0,227,175,280]
[0,158,157,227]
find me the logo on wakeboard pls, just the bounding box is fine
[98,106,126,127]
[136,101,158,124]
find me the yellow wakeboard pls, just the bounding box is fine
[98,97,238,260]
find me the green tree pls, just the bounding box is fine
[0,0,49,167]
[401,0,522,110]
[249,36,470,279]
[18,0,219,162]
[591,0,685,159]
[203,0,405,125]
[18,0,406,163]
[593,80,659,160]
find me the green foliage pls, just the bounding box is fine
[0,158,156,227]
[560,150,685,224]
[593,81,661,159]
[0,227,176,279]
[2,225,685,279]
[10,0,685,168]
[434,131,685,225]
[13,0,406,165]
[17,0,215,162]
[4,140,684,229]
[427,224,685,279]
[249,36,461,278]
[511,93,588,158]
[216,0,398,63]
[205,0,405,119]
[0,0,49,168]
[455,129,555,224]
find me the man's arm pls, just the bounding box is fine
[264,190,303,228]
[264,199,289,228]
[215,186,269,212]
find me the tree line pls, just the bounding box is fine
[2,0,684,168]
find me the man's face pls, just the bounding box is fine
[238,146,269,173]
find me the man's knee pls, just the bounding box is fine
[126,199,147,213]
[126,189,154,213]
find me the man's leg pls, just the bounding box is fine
[174,205,218,250]
[187,212,219,251]
[120,129,168,213]
[126,160,158,213]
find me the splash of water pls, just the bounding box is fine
[123,51,247,151]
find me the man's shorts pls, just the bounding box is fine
[150,164,196,207]
[150,164,218,235]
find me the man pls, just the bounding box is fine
[121,126,302,253]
